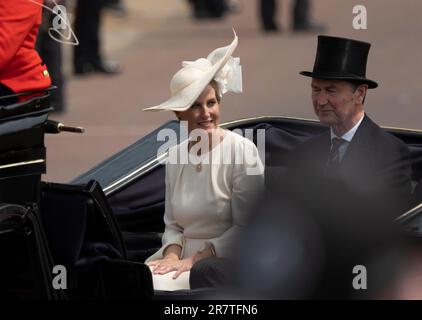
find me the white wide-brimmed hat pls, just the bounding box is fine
[143,30,242,112]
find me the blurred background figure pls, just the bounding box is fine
[229,187,404,300]
[37,0,66,113]
[103,0,128,17]
[73,0,121,75]
[188,0,240,20]
[230,196,324,299]
[259,0,325,32]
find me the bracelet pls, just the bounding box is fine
[209,244,216,256]
[196,243,216,259]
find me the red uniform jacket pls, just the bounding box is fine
[0,0,51,96]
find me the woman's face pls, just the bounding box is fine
[176,84,220,134]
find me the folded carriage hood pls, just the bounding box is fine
[71,120,181,195]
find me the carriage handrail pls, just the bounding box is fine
[0,85,57,102]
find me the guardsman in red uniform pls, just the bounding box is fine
[0,0,51,103]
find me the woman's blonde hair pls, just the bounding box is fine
[174,80,221,119]
[209,80,221,103]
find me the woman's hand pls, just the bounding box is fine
[146,244,215,279]
[171,257,195,279]
[146,255,179,275]
[147,256,195,279]
[169,244,216,279]
[146,244,182,275]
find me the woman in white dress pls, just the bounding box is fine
[142,32,264,291]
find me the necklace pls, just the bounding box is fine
[189,128,225,173]
[196,163,202,172]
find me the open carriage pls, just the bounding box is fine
[1,89,421,299]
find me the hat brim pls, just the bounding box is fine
[143,32,238,112]
[299,71,378,89]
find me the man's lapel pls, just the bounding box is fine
[341,115,374,171]
[314,131,332,171]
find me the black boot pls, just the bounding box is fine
[260,0,280,33]
[292,0,325,32]
[191,0,226,19]
[293,20,325,32]
[74,60,121,75]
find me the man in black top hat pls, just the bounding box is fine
[279,35,412,298]
[292,35,412,214]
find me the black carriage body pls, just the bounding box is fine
[0,94,52,206]
[0,91,155,299]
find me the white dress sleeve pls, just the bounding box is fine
[145,163,184,262]
[207,138,265,257]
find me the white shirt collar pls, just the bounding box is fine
[330,113,365,142]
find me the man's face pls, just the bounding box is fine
[311,79,366,129]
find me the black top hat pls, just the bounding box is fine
[300,35,378,89]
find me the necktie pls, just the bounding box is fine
[326,137,346,173]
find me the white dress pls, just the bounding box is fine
[146,130,265,290]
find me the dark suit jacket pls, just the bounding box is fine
[286,114,412,215]
[278,114,412,298]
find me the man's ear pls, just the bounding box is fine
[357,84,368,102]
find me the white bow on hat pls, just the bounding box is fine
[143,30,242,112]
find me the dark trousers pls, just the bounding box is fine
[189,0,227,18]
[190,257,232,289]
[73,0,103,69]
[259,0,310,30]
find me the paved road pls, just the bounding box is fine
[44,0,422,182]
